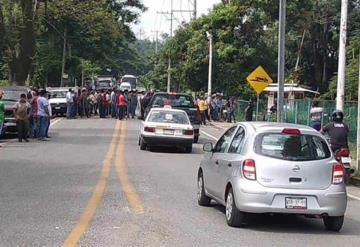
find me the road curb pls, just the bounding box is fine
[350,176,360,187]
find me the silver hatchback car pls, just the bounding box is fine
[197,122,347,231]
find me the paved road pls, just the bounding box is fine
[1,118,360,247]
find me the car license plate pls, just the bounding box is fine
[285,197,307,209]
[163,129,174,135]
[5,122,17,127]
[341,157,352,163]
[55,106,61,110]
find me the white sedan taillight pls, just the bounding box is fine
[243,159,256,180]
[332,164,344,184]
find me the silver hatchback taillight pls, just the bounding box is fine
[332,164,344,184]
[243,159,256,180]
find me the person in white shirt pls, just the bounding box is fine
[66,89,74,119]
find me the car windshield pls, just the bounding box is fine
[1,89,27,102]
[147,111,189,125]
[255,133,331,161]
[98,81,111,87]
[49,91,67,98]
[152,94,194,108]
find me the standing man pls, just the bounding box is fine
[198,96,207,125]
[245,99,254,121]
[129,90,138,119]
[37,90,50,141]
[13,93,31,142]
[118,91,127,120]
[66,89,73,119]
[0,90,5,138]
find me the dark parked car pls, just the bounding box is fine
[0,86,31,134]
[145,92,201,143]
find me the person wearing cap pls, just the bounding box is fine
[13,93,31,142]
[0,90,5,137]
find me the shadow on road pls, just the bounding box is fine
[208,201,359,236]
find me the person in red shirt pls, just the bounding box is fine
[118,91,127,120]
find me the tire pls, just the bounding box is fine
[323,216,344,232]
[226,188,245,227]
[185,145,192,153]
[197,173,211,206]
[194,135,199,143]
[140,137,147,150]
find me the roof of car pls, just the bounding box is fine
[150,107,187,113]
[153,92,192,96]
[240,121,315,132]
[0,86,30,91]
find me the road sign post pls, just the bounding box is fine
[247,66,273,121]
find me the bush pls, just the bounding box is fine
[0,80,8,87]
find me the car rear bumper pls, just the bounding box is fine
[4,118,18,132]
[232,179,347,217]
[142,135,193,146]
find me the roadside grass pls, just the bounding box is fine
[0,80,8,86]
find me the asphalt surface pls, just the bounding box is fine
[1,118,360,247]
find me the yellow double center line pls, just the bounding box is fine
[62,121,144,247]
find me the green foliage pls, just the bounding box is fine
[0,0,146,86]
[143,0,360,100]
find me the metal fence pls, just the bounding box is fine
[236,99,358,149]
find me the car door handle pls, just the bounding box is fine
[227,163,232,167]
[215,160,219,165]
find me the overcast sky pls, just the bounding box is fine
[132,0,222,40]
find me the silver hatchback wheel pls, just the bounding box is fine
[225,188,244,227]
[197,176,203,200]
[197,173,211,206]
[226,192,233,221]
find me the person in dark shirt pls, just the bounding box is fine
[245,99,254,121]
[321,110,349,152]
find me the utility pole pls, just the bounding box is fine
[336,0,348,111]
[60,28,67,87]
[206,31,213,104]
[137,28,146,40]
[357,49,360,170]
[190,0,197,19]
[277,0,286,123]
[158,0,197,92]
[151,30,160,53]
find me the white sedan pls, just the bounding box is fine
[138,108,194,153]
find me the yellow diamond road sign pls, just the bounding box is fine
[246,66,273,95]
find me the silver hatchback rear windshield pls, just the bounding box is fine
[255,133,331,161]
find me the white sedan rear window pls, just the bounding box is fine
[255,134,331,161]
[148,111,189,124]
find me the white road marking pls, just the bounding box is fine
[50,118,63,127]
[200,130,218,141]
[348,193,360,201]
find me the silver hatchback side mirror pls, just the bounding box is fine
[203,143,214,152]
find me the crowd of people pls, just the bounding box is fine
[194,94,239,125]
[0,88,52,143]
[64,88,151,120]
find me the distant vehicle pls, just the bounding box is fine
[121,75,137,90]
[0,86,31,134]
[119,82,131,92]
[47,88,68,116]
[198,122,347,231]
[139,108,194,153]
[145,92,201,143]
[96,75,115,90]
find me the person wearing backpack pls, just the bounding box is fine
[13,93,31,142]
